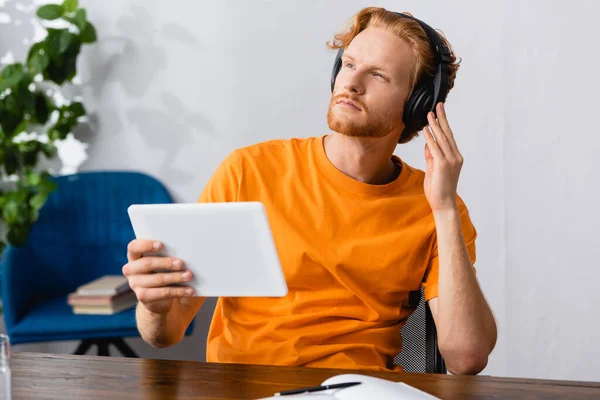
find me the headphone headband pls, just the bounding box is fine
[393,12,451,109]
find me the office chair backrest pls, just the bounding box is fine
[11,171,172,307]
[394,288,446,373]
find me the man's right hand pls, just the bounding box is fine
[123,239,195,315]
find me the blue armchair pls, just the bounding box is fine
[1,171,194,356]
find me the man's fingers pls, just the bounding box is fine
[427,111,462,161]
[123,256,183,276]
[128,271,193,289]
[424,141,433,160]
[422,126,444,158]
[436,102,455,138]
[426,112,453,155]
[127,240,162,262]
[135,286,195,303]
[434,103,461,156]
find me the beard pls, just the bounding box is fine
[327,94,401,138]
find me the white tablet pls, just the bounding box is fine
[127,202,288,297]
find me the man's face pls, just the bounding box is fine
[327,27,414,139]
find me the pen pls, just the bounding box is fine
[275,381,362,396]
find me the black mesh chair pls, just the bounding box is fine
[394,288,447,373]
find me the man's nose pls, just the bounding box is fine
[343,72,365,95]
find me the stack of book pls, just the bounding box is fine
[68,275,137,315]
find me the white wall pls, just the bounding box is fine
[1,0,599,382]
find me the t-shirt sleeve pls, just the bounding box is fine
[197,150,242,203]
[422,197,477,301]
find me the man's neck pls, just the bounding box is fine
[323,132,401,185]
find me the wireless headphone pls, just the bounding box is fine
[330,12,452,141]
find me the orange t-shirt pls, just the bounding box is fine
[197,135,477,371]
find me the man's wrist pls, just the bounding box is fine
[432,206,460,222]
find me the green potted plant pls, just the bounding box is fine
[0,0,97,256]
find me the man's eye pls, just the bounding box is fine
[344,62,354,69]
[374,72,385,79]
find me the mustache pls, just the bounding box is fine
[332,94,367,112]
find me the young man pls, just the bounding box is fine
[123,7,497,375]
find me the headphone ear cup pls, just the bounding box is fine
[331,48,344,92]
[403,83,435,135]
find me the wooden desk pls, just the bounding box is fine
[10,352,600,399]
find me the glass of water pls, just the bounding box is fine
[0,334,11,400]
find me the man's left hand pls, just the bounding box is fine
[422,102,463,213]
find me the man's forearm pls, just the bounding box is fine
[136,298,204,348]
[434,208,497,372]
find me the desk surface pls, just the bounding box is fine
[9,352,600,399]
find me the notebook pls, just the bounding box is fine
[258,374,439,400]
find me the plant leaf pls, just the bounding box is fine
[3,146,19,175]
[45,29,65,58]
[44,59,66,85]
[22,144,39,167]
[48,128,61,141]
[2,200,19,224]
[14,188,28,204]
[7,224,31,247]
[74,8,87,31]
[16,82,35,113]
[29,192,48,210]
[13,120,27,136]
[27,43,50,74]
[68,101,85,118]
[63,49,80,81]
[59,30,74,54]
[30,207,40,223]
[42,143,57,158]
[0,66,24,92]
[49,36,81,83]
[1,63,24,79]
[81,22,97,43]
[37,4,65,21]
[27,172,42,186]
[0,114,23,138]
[34,94,51,124]
[37,178,57,195]
[63,0,78,13]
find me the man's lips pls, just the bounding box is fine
[337,99,362,111]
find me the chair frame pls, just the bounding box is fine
[73,337,138,357]
[394,288,447,374]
